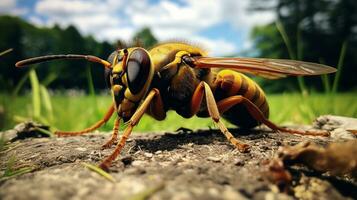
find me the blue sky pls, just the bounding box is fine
[0,0,275,56]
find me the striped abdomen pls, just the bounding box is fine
[213,69,269,128]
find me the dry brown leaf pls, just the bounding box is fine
[278,140,357,177]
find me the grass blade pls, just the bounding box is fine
[86,66,95,96]
[297,77,307,95]
[296,24,307,95]
[321,75,331,93]
[29,69,41,118]
[275,21,296,59]
[86,65,101,116]
[0,48,13,57]
[41,73,58,87]
[33,127,54,137]
[82,162,115,182]
[40,85,54,122]
[0,134,7,152]
[12,72,29,96]
[332,40,348,93]
[319,58,331,93]
[276,20,307,94]
[1,155,34,181]
[4,167,33,178]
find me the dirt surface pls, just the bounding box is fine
[0,115,356,200]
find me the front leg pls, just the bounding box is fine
[101,117,120,149]
[55,103,115,137]
[99,89,164,171]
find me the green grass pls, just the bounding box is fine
[82,163,115,182]
[1,92,356,132]
[267,93,357,125]
[1,155,33,181]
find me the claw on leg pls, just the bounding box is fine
[215,120,250,152]
[101,117,120,149]
[190,82,250,152]
[98,89,163,171]
[216,95,330,137]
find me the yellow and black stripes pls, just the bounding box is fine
[147,42,269,128]
[213,69,269,128]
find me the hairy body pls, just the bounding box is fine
[148,42,269,128]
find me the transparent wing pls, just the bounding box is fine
[191,57,336,79]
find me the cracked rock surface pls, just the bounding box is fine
[0,115,356,200]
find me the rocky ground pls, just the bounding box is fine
[0,115,356,200]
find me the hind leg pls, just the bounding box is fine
[216,96,329,136]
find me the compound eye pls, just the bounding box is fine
[106,51,117,65]
[126,48,150,94]
[116,53,123,63]
[104,68,112,89]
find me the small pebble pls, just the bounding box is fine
[155,150,162,154]
[131,160,147,167]
[125,167,146,175]
[29,153,40,158]
[260,146,270,151]
[234,158,245,166]
[75,147,87,152]
[207,156,222,162]
[34,144,43,148]
[144,152,153,158]
[274,141,282,146]
[121,156,133,166]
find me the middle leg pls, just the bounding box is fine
[190,82,250,152]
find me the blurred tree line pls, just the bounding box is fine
[1,0,356,94]
[249,0,357,92]
[0,15,157,93]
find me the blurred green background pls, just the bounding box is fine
[0,0,356,132]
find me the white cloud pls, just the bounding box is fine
[36,0,109,15]
[29,0,275,55]
[34,0,124,40]
[191,36,237,56]
[0,0,16,11]
[220,0,276,30]
[129,0,274,55]
[0,0,28,15]
[128,0,220,35]
[98,27,135,42]
[28,16,43,26]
